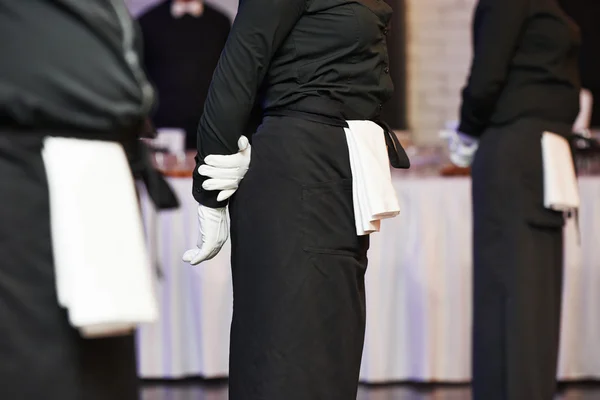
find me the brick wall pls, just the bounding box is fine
[405,0,477,143]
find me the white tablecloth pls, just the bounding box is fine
[136,173,600,383]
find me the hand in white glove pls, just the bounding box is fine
[440,129,479,168]
[198,136,251,202]
[182,205,228,265]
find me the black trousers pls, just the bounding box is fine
[228,115,369,399]
[0,134,139,400]
[471,119,569,400]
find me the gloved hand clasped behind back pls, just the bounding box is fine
[182,136,252,266]
[198,136,251,202]
[182,205,228,265]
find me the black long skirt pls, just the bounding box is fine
[0,133,139,400]
[228,115,370,399]
[471,118,570,400]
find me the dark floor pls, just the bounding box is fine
[141,381,600,400]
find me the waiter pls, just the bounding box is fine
[138,0,231,149]
[449,0,580,399]
[182,0,409,398]
[0,1,153,399]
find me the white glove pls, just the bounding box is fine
[182,205,228,265]
[198,136,251,202]
[440,129,479,168]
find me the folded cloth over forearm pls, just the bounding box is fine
[42,137,158,338]
[344,120,401,236]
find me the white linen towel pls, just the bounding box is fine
[541,131,580,211]
[573,89,593,133]
[42,137,158,338]
[344,120,401,235]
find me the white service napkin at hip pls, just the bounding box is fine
[541,131,580,211]
[344,120,401,236]
[42,137,158,338]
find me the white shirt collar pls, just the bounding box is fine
[171,1,204,18]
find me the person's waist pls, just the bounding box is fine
[488,115,575,139]
[0,124,137,143]
[262,96,411,169]
[493,82,580,121]
[490,105,579,132]
[263,97,378,127]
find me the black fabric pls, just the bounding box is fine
[471,118,569,400]
[0,0,153,136]
[0,134,139,400]
[126,117,180,211]
[559,0,600,127]
[0,125,179,212]
[193,0,395,207]
[227,115,369,399]
[377,119,410,169]
[126,139,179,210]
[380,0,407,130]
[264,96,410,169]
[459,0,581,136]
[138,1,231,149]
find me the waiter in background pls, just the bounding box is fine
[560,0,600,127]
[449,0,581,398]
[138,0,232,149]
[0,1,153,399]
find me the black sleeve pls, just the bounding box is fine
[193,0,306,207]
[458,0,528,136]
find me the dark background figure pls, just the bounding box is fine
[560,0,600,127]
[138,0,231,149]
[381,0,408,130]
[0,1,154,398]
[458,0,580,399]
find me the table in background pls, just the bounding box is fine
[136,172,600,383]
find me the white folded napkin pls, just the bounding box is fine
[42,137,158,338]
[344,120,401,235]
[573,89,593,133]
[541,131,580,211]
